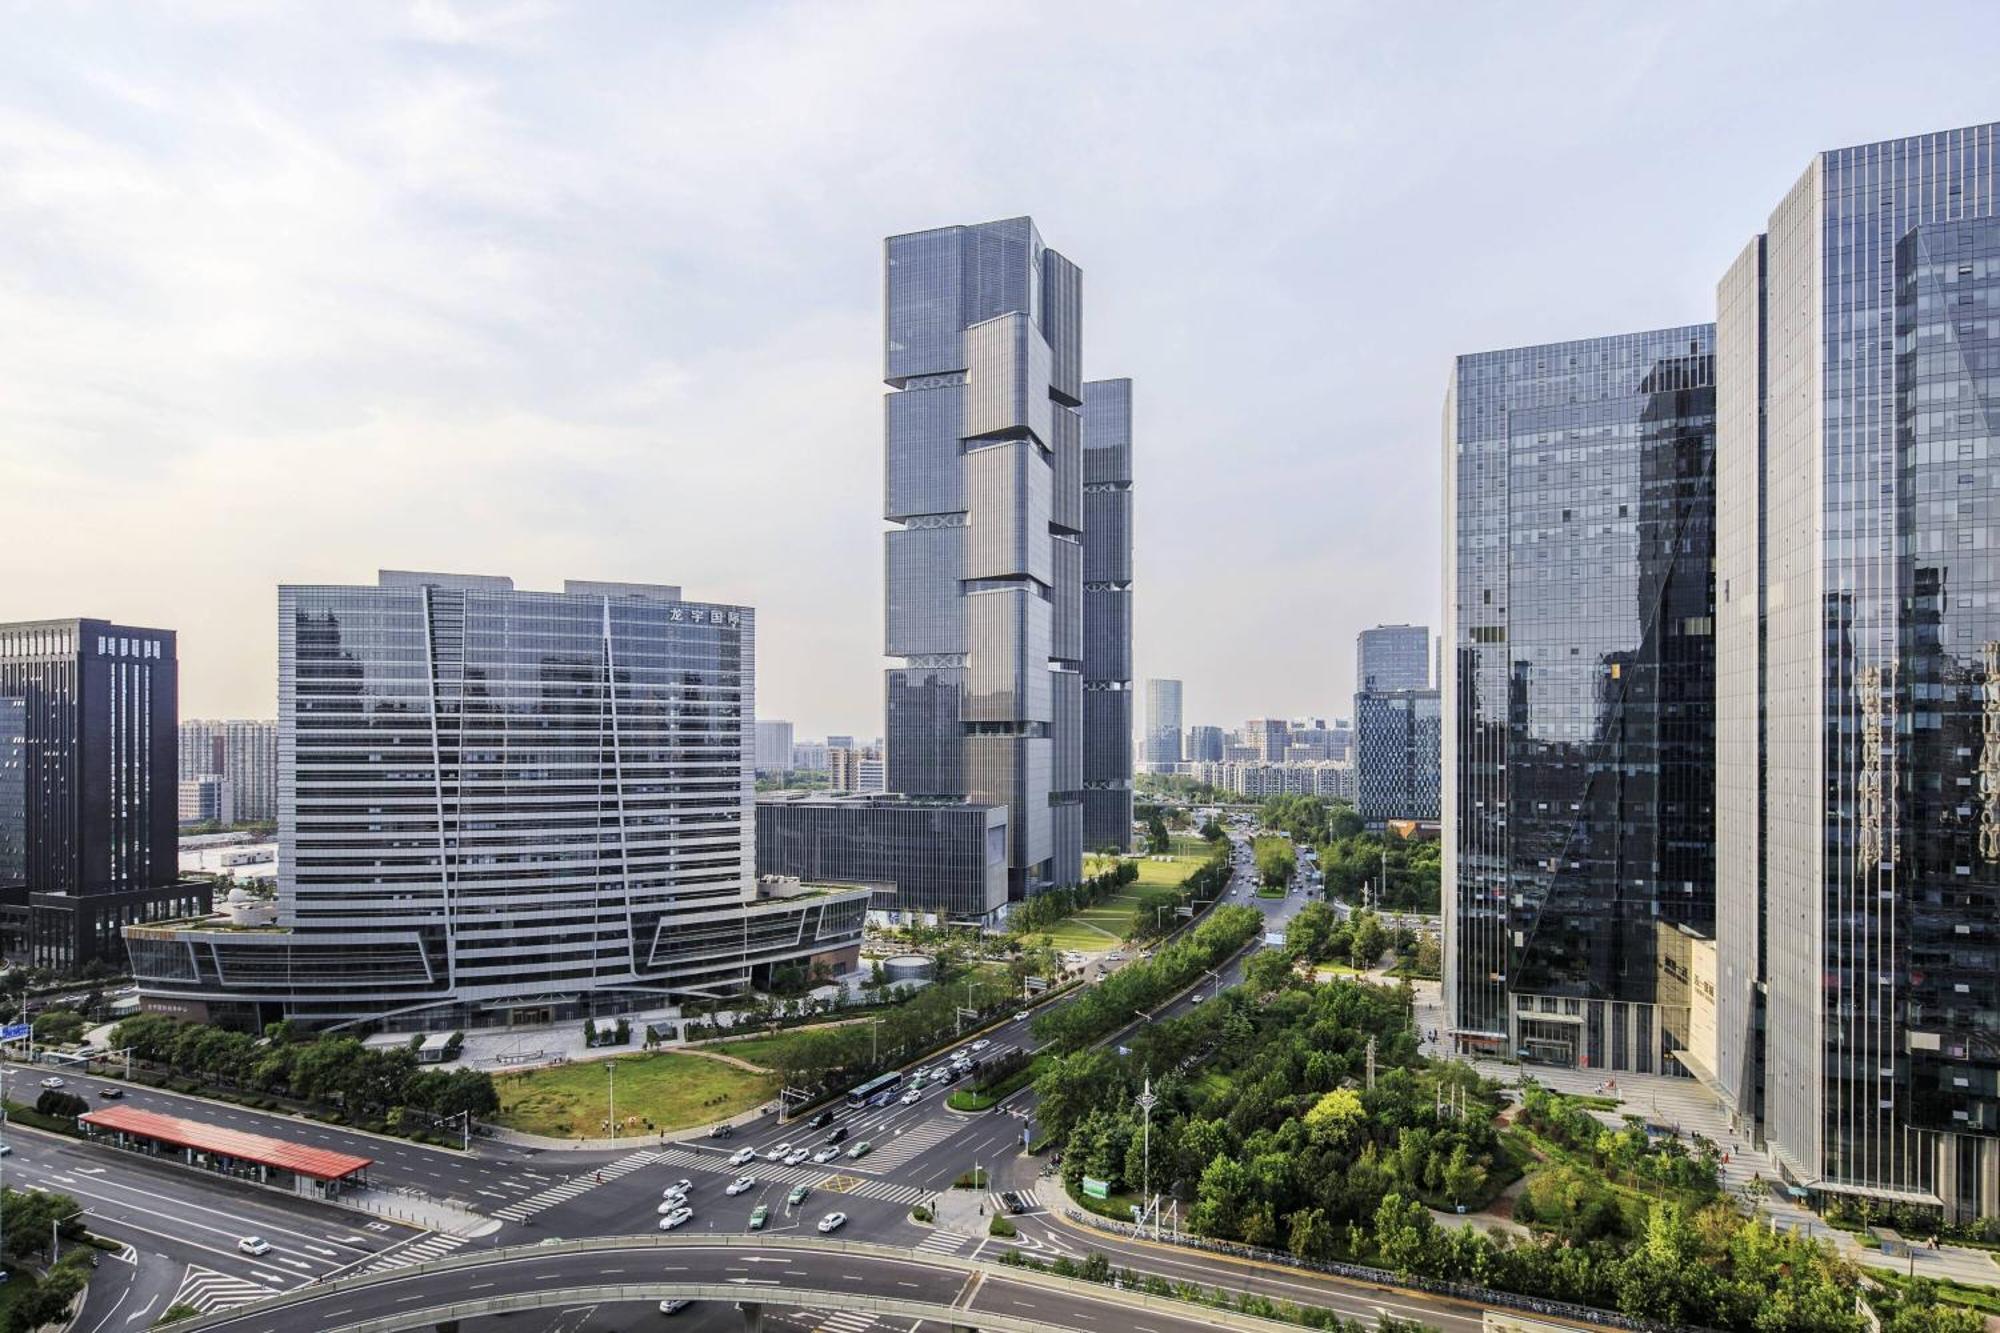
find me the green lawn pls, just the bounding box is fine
[494,1052,779,1138]
[1036,855,1215,953]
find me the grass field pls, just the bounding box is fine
[494,1051,779,1138]
[1030,850,1217,953]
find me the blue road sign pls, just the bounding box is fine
[0,1024,30,1042]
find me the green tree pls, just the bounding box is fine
[1372,1192,1436,1276]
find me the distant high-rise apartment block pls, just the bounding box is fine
[1443,325,1717,1078]
[181,719,278,824]
[1357,624,1431,691]
[1143,679,1183,773]
[825,734,855,751]
[1185,724,1225,764]
[828,745,886,793]
[0,620,210,969]
[881,216,1086,898]
[789,740,829,773]
[1190,760,1353,801]
[1081,379,1134,853]
[754,719,794,775]
[178,776,234,827]
[127,573,864,1029]
[1712,123,2000,1220]
[1243,717,1290,763]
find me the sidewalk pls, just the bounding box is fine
[346,1186,502,1238]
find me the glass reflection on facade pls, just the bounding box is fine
[127,573,865,1030]
[1718,123,2000,1219]
[755,794,1008,923]
[1358,624,1431,691]
[1354,688,1440,824]
[883,216,1117,897]
[1444,327,1717,1076]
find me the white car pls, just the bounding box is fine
[657,1198,687,1214]
[238,1237,271,1256]
[38,1077,62,1090]
[658,1207,693,1231]
[1191,993,1206,1005]
[664,1178,692,1195]
[817,1211,848,1233]
[763,1142,792,1161]
[811,1146,840,1164]
[969,1039,991,1052]
[659,1300,690,1314]
[900,1087,923,1105]
[911,1067,932,1081]
[784,1148,811,1166]
[729,1147,757,1166]
[725,1175,756,1196]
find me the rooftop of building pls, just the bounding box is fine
[755,792,1005,812]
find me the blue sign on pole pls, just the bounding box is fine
[0,1023,30,1042]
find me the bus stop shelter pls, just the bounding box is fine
[78,1104,372,1199]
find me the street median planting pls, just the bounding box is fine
[493,1051,778,1138]
[1030,904,1264,1052]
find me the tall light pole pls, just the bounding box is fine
[1136,1076,1157,1238]
[606,1060,616,1140]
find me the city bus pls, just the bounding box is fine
[846,1071,903,1109]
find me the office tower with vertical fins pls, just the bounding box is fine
[1716,122,2000,1219]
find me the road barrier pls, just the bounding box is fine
[1056,1206,1684,1333]
[172,1233,1325,1333]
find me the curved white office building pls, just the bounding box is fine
[128,572,864,1031]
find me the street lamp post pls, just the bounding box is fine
[607,1060,616,1141]
[1136,1076,1157,1238]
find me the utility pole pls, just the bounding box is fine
[1365,1036,1377,1090]
[606,1060,616,1140]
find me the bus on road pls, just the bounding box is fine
[846,1071,903,1109]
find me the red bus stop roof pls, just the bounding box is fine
[79,1104,372,1181]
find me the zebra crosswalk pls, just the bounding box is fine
[492,1148,667,1223]
[357,1230,470,1273]
[857,1118,963,1171]
[170,1265,277,1315]
[914,1227,976,1257]
[987,1185,1047,1214]
[809,1313,880,1333]
[824,1175,927,1206]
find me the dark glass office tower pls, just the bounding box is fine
[0,620,207,968]
[1082,378,1134,852]
[1717,123,2000,1219]
[1443,327,1717,1075]
[882,217,1096,899]
[1354,688,1441,824]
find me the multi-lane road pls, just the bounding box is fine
[17,832,1532,1331]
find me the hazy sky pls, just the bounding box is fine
[7,3,1999,738]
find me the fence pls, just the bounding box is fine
[1058,1206,1694,1333]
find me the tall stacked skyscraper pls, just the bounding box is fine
[881,216,1132,896]
[1081,379,1135,852]
[1446,121,2000,1221]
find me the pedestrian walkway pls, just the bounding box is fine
[356,1230,470,1274]
[808,1312,880,1333]
[491,1147,666,1223]
[170,1264,277,1315]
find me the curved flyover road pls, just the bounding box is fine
[175,1235,1317,1333]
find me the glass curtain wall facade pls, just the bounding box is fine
[127,573,865,1030]
[1444,327,1717,1075]
[1358,624,1431,691]
[1082,378,1134,851]
[883,217,1087,898]
[1144,679,1183,771]
[1355,688,1441,824]
[1717,123,2000,1219]
[755,794,1008,922]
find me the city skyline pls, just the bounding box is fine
[13,7,1998,738]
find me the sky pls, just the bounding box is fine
[6,2,2000,739]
